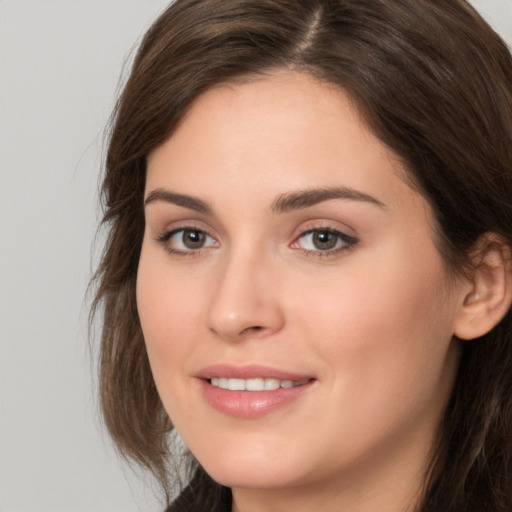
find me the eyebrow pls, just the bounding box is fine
[271,186,386,213]
[144,188,212,215]
[143,185,385,215]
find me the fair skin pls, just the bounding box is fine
[137,72,478,512]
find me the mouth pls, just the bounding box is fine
[208,377,311,391]
[197,365,316,418]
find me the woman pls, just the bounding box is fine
[92,0,512,510]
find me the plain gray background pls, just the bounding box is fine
[1,1,511,511]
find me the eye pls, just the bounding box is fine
[292,228,357,255]
[157,227,217,254]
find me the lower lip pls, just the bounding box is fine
[199,379,314,418]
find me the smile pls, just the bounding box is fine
[209,377,311,391]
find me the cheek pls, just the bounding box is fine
[291,242,457,407]
[136,249,205,387]
[136,260,210,433]
[286,255,458,468]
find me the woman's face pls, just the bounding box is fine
[138,72,466,504]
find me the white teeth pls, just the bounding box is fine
[246,378,264,391]
[228,378,245,391]
[209,377,309,391]
[264,378,280,390]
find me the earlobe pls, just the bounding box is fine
[454,234,512,341]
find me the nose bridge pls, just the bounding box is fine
[206,241,284,340]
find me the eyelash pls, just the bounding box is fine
[292,228,358,258]
[155,226,358,258]
[156,227,218,256]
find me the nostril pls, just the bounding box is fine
[241,325,264,335]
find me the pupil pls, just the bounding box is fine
[183,229,205,249]
[313,230,337,250]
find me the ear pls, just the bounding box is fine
[454,234,512,340]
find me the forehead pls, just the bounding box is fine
[146,71,402,190]
[146,72,437,230]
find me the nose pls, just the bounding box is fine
[205,248,285,341]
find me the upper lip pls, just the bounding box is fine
[196,364,313,381]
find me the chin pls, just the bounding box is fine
[206,463,300,490]
[196,445,306,490]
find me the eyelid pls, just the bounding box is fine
[155,224,219,256]
[291,215,357,234]
[290,223,359,258]
[153,217,217,242]
[152,219,358,258]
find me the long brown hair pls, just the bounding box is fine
[91,1,512,510]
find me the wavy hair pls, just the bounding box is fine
[91,1,512,510]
